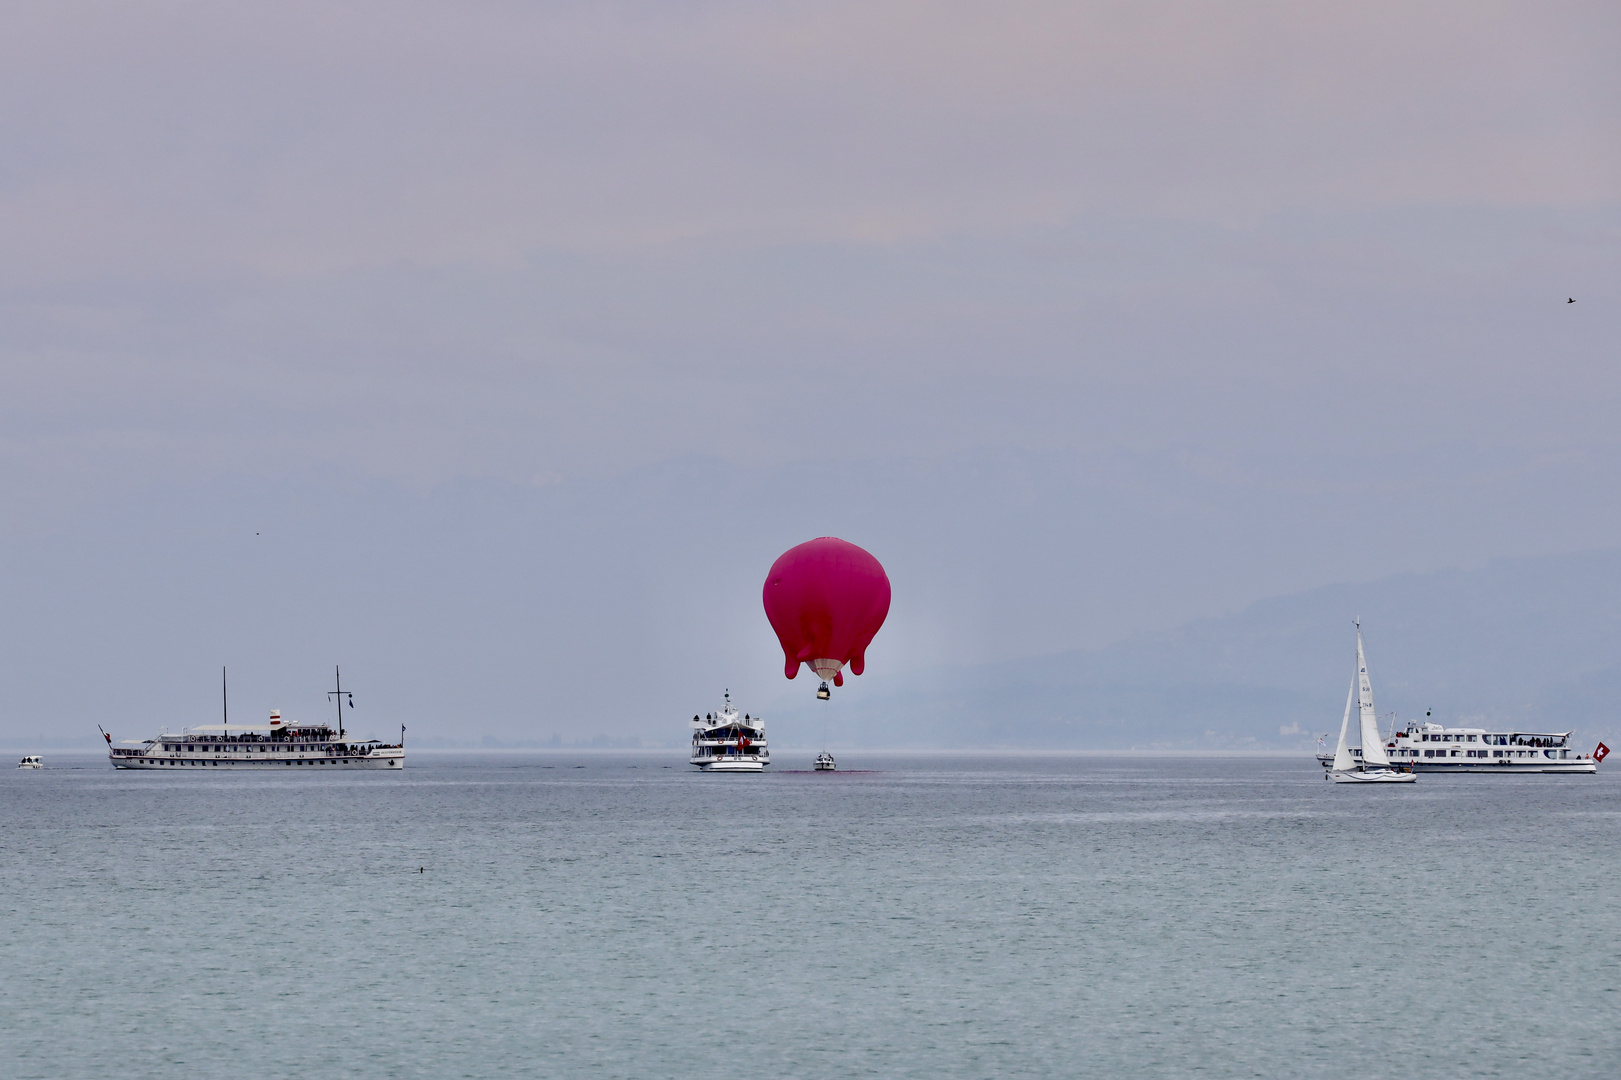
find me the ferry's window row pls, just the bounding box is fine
[144,758,350,765]
[154,734,331,740]
[1416,734,1566,746]
[160,743,350,751]
[110,747,365,753]
[1391,748,1571,759]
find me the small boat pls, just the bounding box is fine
[814,751,836,771]
[16,755,42,769]
[1327,622,1415,784]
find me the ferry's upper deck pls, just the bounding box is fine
[1381,721,1594,771]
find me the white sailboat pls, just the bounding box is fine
[1328,622,1416,784]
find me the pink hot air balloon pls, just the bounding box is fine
[762,537,891,699]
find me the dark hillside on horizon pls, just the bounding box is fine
[781,549,1621,752]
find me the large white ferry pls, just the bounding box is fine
[690,691,768,772]
[1321,720,1598,774]
[104,668,404,771]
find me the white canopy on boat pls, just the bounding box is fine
[182,723,324,735]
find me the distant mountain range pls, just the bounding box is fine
[794,549,1621,751]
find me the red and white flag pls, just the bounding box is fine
[1594,743,1610,763]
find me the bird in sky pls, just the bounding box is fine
[1568,298,1575,304]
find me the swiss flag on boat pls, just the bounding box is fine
[1595,743,1610,762]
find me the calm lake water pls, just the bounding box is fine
[3,752,1617,1078]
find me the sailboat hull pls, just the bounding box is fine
[1329,768,1416,784]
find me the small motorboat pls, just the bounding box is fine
[814,751,836,771]
[17,755,43,769]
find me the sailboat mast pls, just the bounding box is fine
[1355,621,1392,767]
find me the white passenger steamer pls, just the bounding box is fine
[690,691,768,772]
[104,667,403,771]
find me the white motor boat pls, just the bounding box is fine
[1327,622,1415,784]
[814,751,836,771]
[690,691,769,772]
[16,755,42,769]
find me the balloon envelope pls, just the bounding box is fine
[762,537,891,683]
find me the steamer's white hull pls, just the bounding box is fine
[111,749,403,770]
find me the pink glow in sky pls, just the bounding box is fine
[0,2,1615,743]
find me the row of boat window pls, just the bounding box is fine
[151,758,346,765]
[1417,734,1565,746]
[163,744,346,752]
[166,734,328,742]
[1397,748,1562,758]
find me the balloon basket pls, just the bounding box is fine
[816,682,831,700]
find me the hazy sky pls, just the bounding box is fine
[1,2,1617,744]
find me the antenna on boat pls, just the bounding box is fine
[328,666,353,739]
[222,667,228,728]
